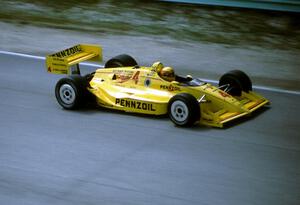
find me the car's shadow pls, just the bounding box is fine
[71,102,271,130]
[74,102,168,120]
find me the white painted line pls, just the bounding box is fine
[0,50,104,67]
[0,50,45,60]
[252,85,300,96]
[1,50,299,95]
[82,62,103,68]
[200,78,300,95]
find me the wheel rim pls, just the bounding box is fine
[59,84,76,105]
[171,100,189,123]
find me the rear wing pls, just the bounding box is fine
[46,44,102,74]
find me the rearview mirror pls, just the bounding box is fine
[171,81,180,85]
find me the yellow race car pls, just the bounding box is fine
[46,44,269,127]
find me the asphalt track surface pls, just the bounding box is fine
[0,53,299,205]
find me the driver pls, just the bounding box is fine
[152,62,176,82]
[159,66,176,82]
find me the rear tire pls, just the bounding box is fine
[55,75,88,110]
[219,70,252,96]
[105,54,138,68]
[168,93,200,126]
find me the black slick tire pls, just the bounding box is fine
[55,75,88,110]
[219,70,252,96]
[105,54,138,68]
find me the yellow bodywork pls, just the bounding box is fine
[87,67,269,127]
[46,44,269,127]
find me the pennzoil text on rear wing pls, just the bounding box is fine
[46,44,102,75]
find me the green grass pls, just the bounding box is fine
[1,0,300,50]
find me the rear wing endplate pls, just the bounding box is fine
[46,44,102,74]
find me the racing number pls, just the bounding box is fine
[132,71,140,84]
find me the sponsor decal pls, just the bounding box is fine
[116,74,131,83]
[51,45,82,58]
[113,70,135,83]
[52,57,64,62]
[52,69,67,74]
[219,90,231,98]
[146,70,156,77]
[115,99,156,111]
[144,78,151,87]
[204,84,214,90]
[160,85,180,91]
[113,70,134,74]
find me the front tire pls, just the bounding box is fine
[168,93,200,126]
[55,75,88,110]
[219,70,252,96]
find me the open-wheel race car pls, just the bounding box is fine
[46,44,269,127]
